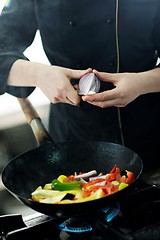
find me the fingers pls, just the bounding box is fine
[84,99,123,108]
[52,67,92,105]
[52,92,80,106]
[49,67,93,105]
[66,68,93,80]
[82,89,126,108]
[81,70,126,108]
[93,69,117,84]
[66,87,80,105]
[85,100,111,108]
[51,84,80,105]
[82,89,117,102]
[53,96,80,105]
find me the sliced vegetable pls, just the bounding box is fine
[52,179,82,191]
[31,189,61,201]
[57,175,67,183]
[120,170,135,184]
[32,189,83,203]
[118,182,129,190]
[43,183,52,190]
[111,181,119,186]
[59,188,104,204]
[82,178,106,191]
[39,193,67,203]
[74,170,97,180]
[40,193,76,204]
[31,165,135,204]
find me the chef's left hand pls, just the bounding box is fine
[82,70,144,108]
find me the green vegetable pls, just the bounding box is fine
[118,182,129,190]
[52,179,82,191]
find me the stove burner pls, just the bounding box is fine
[57,202,120,236]
[58,218,92,233]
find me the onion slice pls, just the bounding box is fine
[74,170,97,180]
[89,175,107,181]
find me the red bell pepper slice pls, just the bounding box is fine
[120,170,135,184]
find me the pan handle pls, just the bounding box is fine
[17,98,53,146]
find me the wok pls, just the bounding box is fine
[2,98,143,218]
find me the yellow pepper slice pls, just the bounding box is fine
[57,175,67,183]
[118,182,129,191]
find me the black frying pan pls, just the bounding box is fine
[1,98,143,218]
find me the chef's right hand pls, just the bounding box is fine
[36,65,92,105]
[7,60,92,106]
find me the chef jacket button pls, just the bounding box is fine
[106,18,113,24]
[69,21,76,27]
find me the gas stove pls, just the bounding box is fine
[0,179,160,240]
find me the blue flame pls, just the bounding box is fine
[58,218,92,233]
[102,202,120,222]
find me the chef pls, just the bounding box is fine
[0,0,160,172]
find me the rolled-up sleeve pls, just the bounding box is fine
[0,0,37,97]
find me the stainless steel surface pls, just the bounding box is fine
[0,186,37,217]
[140,169,160,188]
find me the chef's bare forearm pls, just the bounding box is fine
[7,59,48,87]
[137,68,160,95]
[7,59,92,105]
